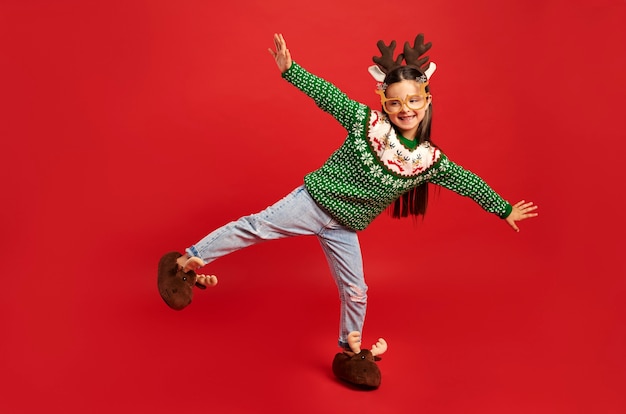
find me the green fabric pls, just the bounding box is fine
[282,62,511,230]
[398,134,418,150]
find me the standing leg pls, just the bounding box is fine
[317,222,367,349]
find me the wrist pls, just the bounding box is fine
[499,203,513,219]
[281,61,297,78]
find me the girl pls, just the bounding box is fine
[157,33,538,388]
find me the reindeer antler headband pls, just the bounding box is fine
[368,33,437,84]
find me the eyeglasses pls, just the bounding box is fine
[376,86,431,114]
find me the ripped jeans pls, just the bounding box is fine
[186,185,367,349]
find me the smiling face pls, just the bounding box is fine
[383,80,431,140]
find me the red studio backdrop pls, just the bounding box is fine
[1,1,624,413]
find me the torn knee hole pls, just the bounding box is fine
[348,284,367,303]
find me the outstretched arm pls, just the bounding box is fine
[505,200,538,232]
[429,157,539,232]
[267,32,366,131]
[268,33,292,73]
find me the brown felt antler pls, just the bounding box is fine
[402,33,432,74]
[372,40,405,75]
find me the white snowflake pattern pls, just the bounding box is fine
[381,175,394,186]
[370,165,383,177]
[355,140,367,152]
[355,108,367,121]
[360,152,374,166]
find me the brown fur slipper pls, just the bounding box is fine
[157,251,204,310]
[332,350,382,389]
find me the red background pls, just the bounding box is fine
[1,0,625,413]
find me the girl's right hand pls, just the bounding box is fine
[505,200,539,232]
[268,33,292,73]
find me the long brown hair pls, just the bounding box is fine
[384,66,434,219]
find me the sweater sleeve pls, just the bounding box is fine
[429,155,513,218]
[282,62,367,132]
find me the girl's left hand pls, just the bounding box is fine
[268,33,292,73]
[505,200,538,232]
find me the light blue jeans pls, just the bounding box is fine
[186,185,367,348]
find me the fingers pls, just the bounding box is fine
[513,200,527,208]
[523,210,539,218]
[513,200,538,211]
[273,33,280,51]
[273,32,286,52]
[269,33,288,60]
[512,200,539,218]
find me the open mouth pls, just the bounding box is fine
[398,114,415,121]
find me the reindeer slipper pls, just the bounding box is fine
[332,331,387,389]
[157,251,217,310]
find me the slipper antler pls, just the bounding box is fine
[347,331,388,357]
[347,331,362,353]
[182,256,204,272]
[370,338,387,357]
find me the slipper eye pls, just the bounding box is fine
[182,276,187,282]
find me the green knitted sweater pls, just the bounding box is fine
[282,62,512,231]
